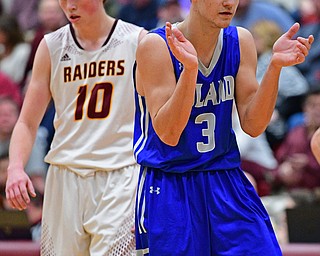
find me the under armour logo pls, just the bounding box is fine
[149,186,160,195]
[179,62,183,70]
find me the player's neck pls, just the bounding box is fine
[73,15,115,51]
[178,18,221,68]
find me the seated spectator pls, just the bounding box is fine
[231,0,295,33]
[0,14,31,87]
[0,71,22,107]
[273,89,320,191]
[8,0,40,35]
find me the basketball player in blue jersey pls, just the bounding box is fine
[133,0,314,255]
[5,0,147,255]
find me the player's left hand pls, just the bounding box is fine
[271,22,314,67]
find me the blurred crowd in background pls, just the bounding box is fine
[0,0,319,245]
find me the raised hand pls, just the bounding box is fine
[272,22,314,67]
[165,22,198,71]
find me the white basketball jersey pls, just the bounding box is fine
[44,20,143,176]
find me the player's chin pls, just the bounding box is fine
[215,19,232,28]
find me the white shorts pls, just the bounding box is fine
[41,164,139,256]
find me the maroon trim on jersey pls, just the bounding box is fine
[103,19,118,47]
[69,19,119,50]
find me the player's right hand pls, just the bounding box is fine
[5,169,36,210]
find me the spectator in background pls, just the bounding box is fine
[0,71,22,107]
[117,0,159,30]
[0,15,31,87]
[273,89,320,191]
[22,0,68,90]
[177,0,190,15]
[0,97,20,158]
[157,0,184,27]
[104,0,123,18]
[233,107,278,196]
[0,97,47,192]
[231,0,295,33]
[291,0,319,25]
[296,0,320,89]
[9,0,40,36]
[267,0,300,16]
[251,20,309,151]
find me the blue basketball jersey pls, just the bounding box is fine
[133,26,241,173]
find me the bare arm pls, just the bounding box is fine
[138,28,148,43]
[6,39,52,210]
[236,23,313,137]
[311,128,320,164]
[136,23,198,146]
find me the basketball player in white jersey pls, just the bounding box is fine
[5,0,146,255]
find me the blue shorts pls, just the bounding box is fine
[135,167,282,256]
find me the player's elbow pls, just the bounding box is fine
[246,131,262,138]
[152,117,183,146]
[160,137,179,147]
[241,124,266,138]
[160,133,181,146]
[155,127,181,147]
